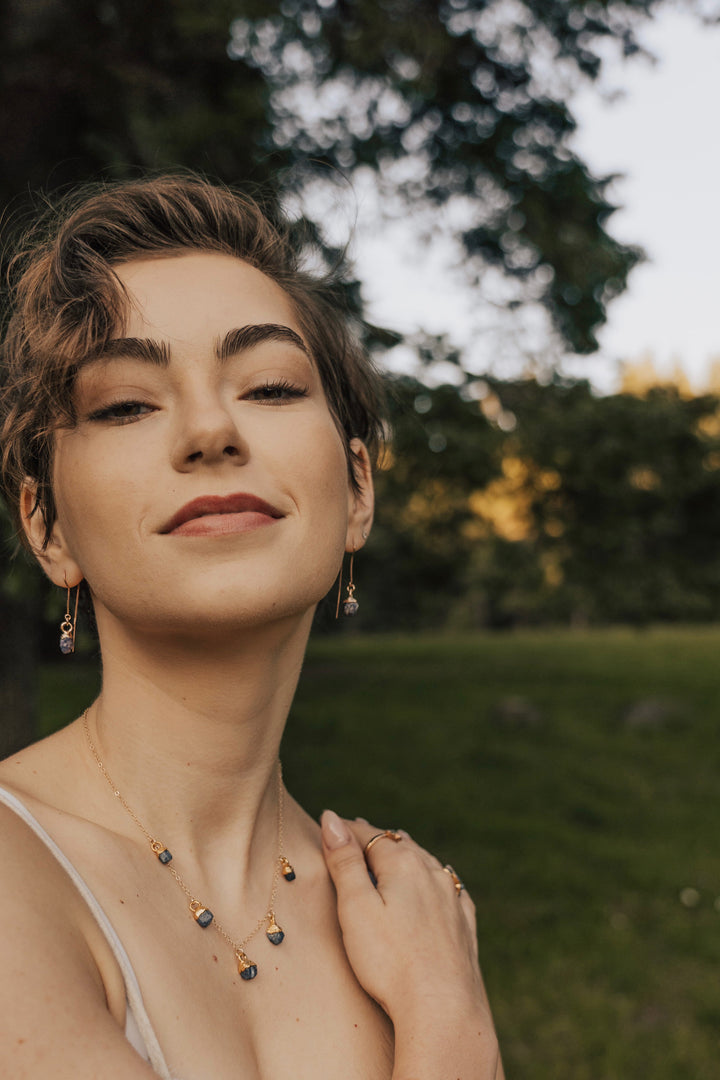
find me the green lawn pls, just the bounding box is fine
[42,627,720,1079]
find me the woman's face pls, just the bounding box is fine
[39,252,372,637]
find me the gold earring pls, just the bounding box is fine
[59,577,80,655]
[335,551,359,618]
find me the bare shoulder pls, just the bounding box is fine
[0,717,82,798]
[0,786,155,1077]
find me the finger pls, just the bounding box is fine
[347,821,424,863]
[346,819,392,847]
[345,822,421,896]
[320,810,380,905]
[349,821,453,892]
[459,889,479,951]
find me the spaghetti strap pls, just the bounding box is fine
[0,785,173,1079]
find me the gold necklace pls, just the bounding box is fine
[82,709,295,981]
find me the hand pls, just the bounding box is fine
[320,810,502,1080]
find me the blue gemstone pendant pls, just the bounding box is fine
[266,912,284,945]
[151,841,173,864]
[190,901,214,928]
[280,856,296,881]
[237,950,258,980]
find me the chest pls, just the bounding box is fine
[70,825,394,1080]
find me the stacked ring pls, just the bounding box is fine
[443,864,465,896]
[363,829,403,857]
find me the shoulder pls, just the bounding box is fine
[0,786,124,993]
[0,793,154,1076]
[0,788,109,966]
[0,718,79,796]
[0,723,124,976]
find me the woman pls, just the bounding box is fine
[0,174,503,1079]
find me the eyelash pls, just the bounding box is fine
[248,378,309,403]
[87,379,310,423]
[87,400,152,423]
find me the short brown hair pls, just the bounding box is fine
[0,173,385,548]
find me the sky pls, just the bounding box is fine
[348,6,720,394]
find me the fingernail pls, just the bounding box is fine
[321,809,351,849]
[355,816,369,825]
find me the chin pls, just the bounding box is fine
[96,583,329,643]
[90,547,344,641]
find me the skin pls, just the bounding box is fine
[0,252,503,1080]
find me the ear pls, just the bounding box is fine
[20,481,83,589]
[346,439,374,553]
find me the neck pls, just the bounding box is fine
[79,607,316,891]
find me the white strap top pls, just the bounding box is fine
[0,785,175,1078]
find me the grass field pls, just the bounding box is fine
[41,627,720,1079]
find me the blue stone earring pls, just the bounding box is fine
[335,551,360,618]
[342,553,359,617]
[59,578,80,655]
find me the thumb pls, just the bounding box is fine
[320,809,375,905]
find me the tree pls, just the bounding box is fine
[1,0,707,350]
[357,374,504,628]
[228,0,660,353]
[0,503,42,754]
[464,376,720,626]
[352,373,720,630]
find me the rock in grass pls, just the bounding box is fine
[490,696,542,729]
[622,698,686,731]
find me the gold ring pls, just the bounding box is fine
[363,829,403,857]
[443,864,465,896]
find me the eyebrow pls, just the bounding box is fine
[90,324,310,367]
[92,337,171,366]
[215,324,310,362]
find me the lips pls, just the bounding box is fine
[161,493,284,534]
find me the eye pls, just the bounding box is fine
[247,379,309,404]
[87,400,155,424]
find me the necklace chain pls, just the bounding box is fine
[82,708,291,976]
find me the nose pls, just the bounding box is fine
[170,393,248,472]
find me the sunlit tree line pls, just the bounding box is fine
[352,365,720,631]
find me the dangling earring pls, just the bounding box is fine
[335,552,359,618]
[59,577,80,655]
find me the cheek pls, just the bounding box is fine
[51,431,142,566]
[52,433,93,541]
[284,413,351,515]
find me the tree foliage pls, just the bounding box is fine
[497,378,720,624]
[1,0,702,351]
[361,375,720,631]
[228,0,660,352]
[356,375,504,627]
